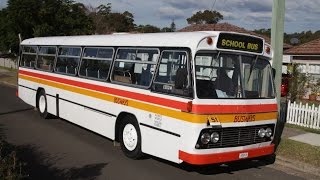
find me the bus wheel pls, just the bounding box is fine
[119,115,143,159]
[37,90,49,119]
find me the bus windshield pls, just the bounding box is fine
[195,52,275,99]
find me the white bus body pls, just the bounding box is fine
[18,31,277,165]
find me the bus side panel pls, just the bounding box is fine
[57,91,116,140]
[138,113,183,164]
[46,95,57,116]
[140,126,181,163]
[18,78,37,107]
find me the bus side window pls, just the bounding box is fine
[153,50,191,97]
[79,47,114,80]
[36,46,56,71]
[55,47,81,75]
[20,46,37,68]
[111,48,159,87]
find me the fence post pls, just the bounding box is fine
[286,100,291,124]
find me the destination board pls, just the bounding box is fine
[217,33,264,53]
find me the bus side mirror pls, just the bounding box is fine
[272,68,276,79]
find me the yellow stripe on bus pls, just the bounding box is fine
[19,74,277,124]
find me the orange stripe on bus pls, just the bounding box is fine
[19,74,277,124]
[19,69,277,114]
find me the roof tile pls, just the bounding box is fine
[284,38,320,55]
[178,23,292,49]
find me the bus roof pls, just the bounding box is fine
[21,31,220,48]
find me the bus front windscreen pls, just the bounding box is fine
[195,52,275,99]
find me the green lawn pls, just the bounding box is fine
[277,138,320,167]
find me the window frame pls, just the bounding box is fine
[20,45,38,69]
[54,46,82,76]
[78,46,115,81]
[35,46,57,72]
[110,47,160,88]
[152,49,192,97]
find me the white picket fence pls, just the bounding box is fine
[286,100,320,129]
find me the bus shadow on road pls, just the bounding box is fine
[152,155,274,175]
[185,159,273,175]
[12,144,108,180]
[0,107,34,116]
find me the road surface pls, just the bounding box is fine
[0,84,316,180]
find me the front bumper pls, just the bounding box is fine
[179,144,274,165]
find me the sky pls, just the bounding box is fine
[0,0,319,33]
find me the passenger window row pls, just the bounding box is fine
[20,46,191,96]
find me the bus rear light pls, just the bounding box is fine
[206,37,213,45]
[265,46,271,54]
[16,89,19,97]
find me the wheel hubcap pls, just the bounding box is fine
[39,95,46,113]
[123,124,138,151]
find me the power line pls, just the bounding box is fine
[210,0,217,11]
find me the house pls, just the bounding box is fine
[284,38,320,77]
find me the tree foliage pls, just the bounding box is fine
[0,0,94,53]
[86,4,135,34]
[254,28,320,46]
[135,25,160,33]
[187,10,223,24]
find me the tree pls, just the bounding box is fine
[187,10,223,24]
[170,19,176,32]
[0,0,94,54]
[135,25,160,33]
[86,4,135,34]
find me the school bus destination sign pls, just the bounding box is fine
[217,33,264,54]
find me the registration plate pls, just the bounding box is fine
[239,152,248,159]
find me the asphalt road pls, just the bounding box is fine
[0,84,315,180]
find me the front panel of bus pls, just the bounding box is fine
[179,32,277,165]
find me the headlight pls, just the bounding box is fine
[265,128,272,137]
[200,133,211,144]
[211,132,220,143]
[258,128,266,138]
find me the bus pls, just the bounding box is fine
[18,31,277,165]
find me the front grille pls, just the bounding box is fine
[196,124,274,149]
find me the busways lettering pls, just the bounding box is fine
[114,97,128,106]
[234,115,256,122]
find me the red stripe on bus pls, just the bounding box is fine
[19,70,189,111]
[179,144,274,165]
[191,104,277,114]
[19,70,277,114]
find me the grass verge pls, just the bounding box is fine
[0,66,17,72]
[276,138,320,167]
[286,124,320,135]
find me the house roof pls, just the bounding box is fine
[284,38,320,55]
[178,23,292,49]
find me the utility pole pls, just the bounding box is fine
[271,0,286,151]
[271,0,286,109]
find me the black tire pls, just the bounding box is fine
[37,90,49,119]
[119,115,143,159]
[259,153,276,165]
